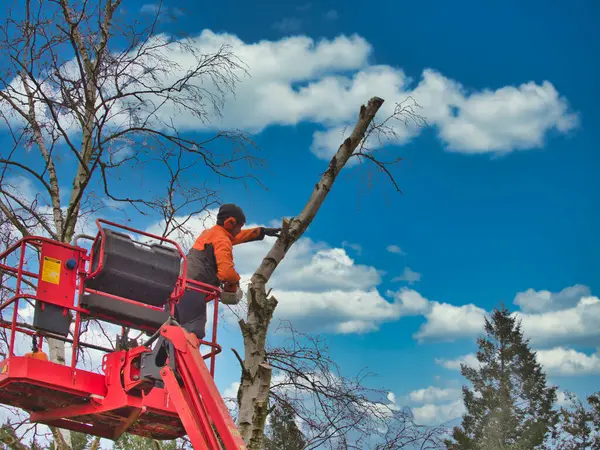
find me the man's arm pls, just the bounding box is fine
[231,227,264,245]
[232,227,281,245]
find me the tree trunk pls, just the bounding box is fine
[236,97,385,449]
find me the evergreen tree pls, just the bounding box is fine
[446,305,558,450]
[549,391,600,449]
[264,402,306,450]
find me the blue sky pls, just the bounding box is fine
[1,0,599,438]
[138,0,599,425]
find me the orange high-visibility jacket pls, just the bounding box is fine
[189,225,264,292]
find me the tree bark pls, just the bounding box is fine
[236,97,385,449]
[89,436,101,450]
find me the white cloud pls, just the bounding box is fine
[411,399,465,426]
[268,289,405,334]
[386,245,405,255]
[409,386,462,404]
[222,380,240,415]
[381,386,464,427]
[514,284,591,313]
[305,68,578,158]
[268,246,383,293]
[416,302,487,342]
[143,209,216,252]
[435,353,480,371]
[2,31,576,160]
[408,284,600,347]
[428,77,579,154]
[380,289,487,342]
[392,267,421,284]
[436,346,600,377]
[515,294,600,347]
[386,288,430,315]
[408,298,487,343]
[535,347,600,376]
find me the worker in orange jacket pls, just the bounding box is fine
[175,204,281,339]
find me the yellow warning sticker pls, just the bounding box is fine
[41,256,61,285]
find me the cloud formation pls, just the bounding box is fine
[411,284,600,350]
[436,346,600,377]
[514,284,591,313]
[386,244,406,255]
[146,210,598,353]
[2,31,578,160]
[392,267,422,284]
[536,347,600,376]
[515,290,600,347]
[406,385,465,425]
[409,386,462,404]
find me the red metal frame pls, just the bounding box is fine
[160,325,247,449]
[0,220,243,448]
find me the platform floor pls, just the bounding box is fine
[0,356,186,441]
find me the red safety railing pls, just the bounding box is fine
[0,220,224,378]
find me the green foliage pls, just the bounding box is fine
[549,391,600,449]
[446,305,558,450]
[264,402,306,450]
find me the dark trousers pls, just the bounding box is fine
[174,249,211,339]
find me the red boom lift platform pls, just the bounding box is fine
[0,219,247,449]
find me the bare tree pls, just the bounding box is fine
[0,0,260,447]
[0,1,435,448]
[235,96,427,448]
[260,322,446,449]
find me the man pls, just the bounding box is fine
[175,204,281,339]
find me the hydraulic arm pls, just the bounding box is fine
[141,323,247,449]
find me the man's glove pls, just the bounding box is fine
[221,288,244,305]
[263,227,282,238]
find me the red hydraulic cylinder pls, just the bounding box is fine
[159,325,247,450]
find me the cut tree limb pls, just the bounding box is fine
[236,97,385,449]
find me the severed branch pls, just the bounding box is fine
[251,97,387,286]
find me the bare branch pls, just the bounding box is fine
[0,1,263,448]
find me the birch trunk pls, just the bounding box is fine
[237,97,385,448]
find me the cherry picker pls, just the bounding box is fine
[0,219,247,449]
